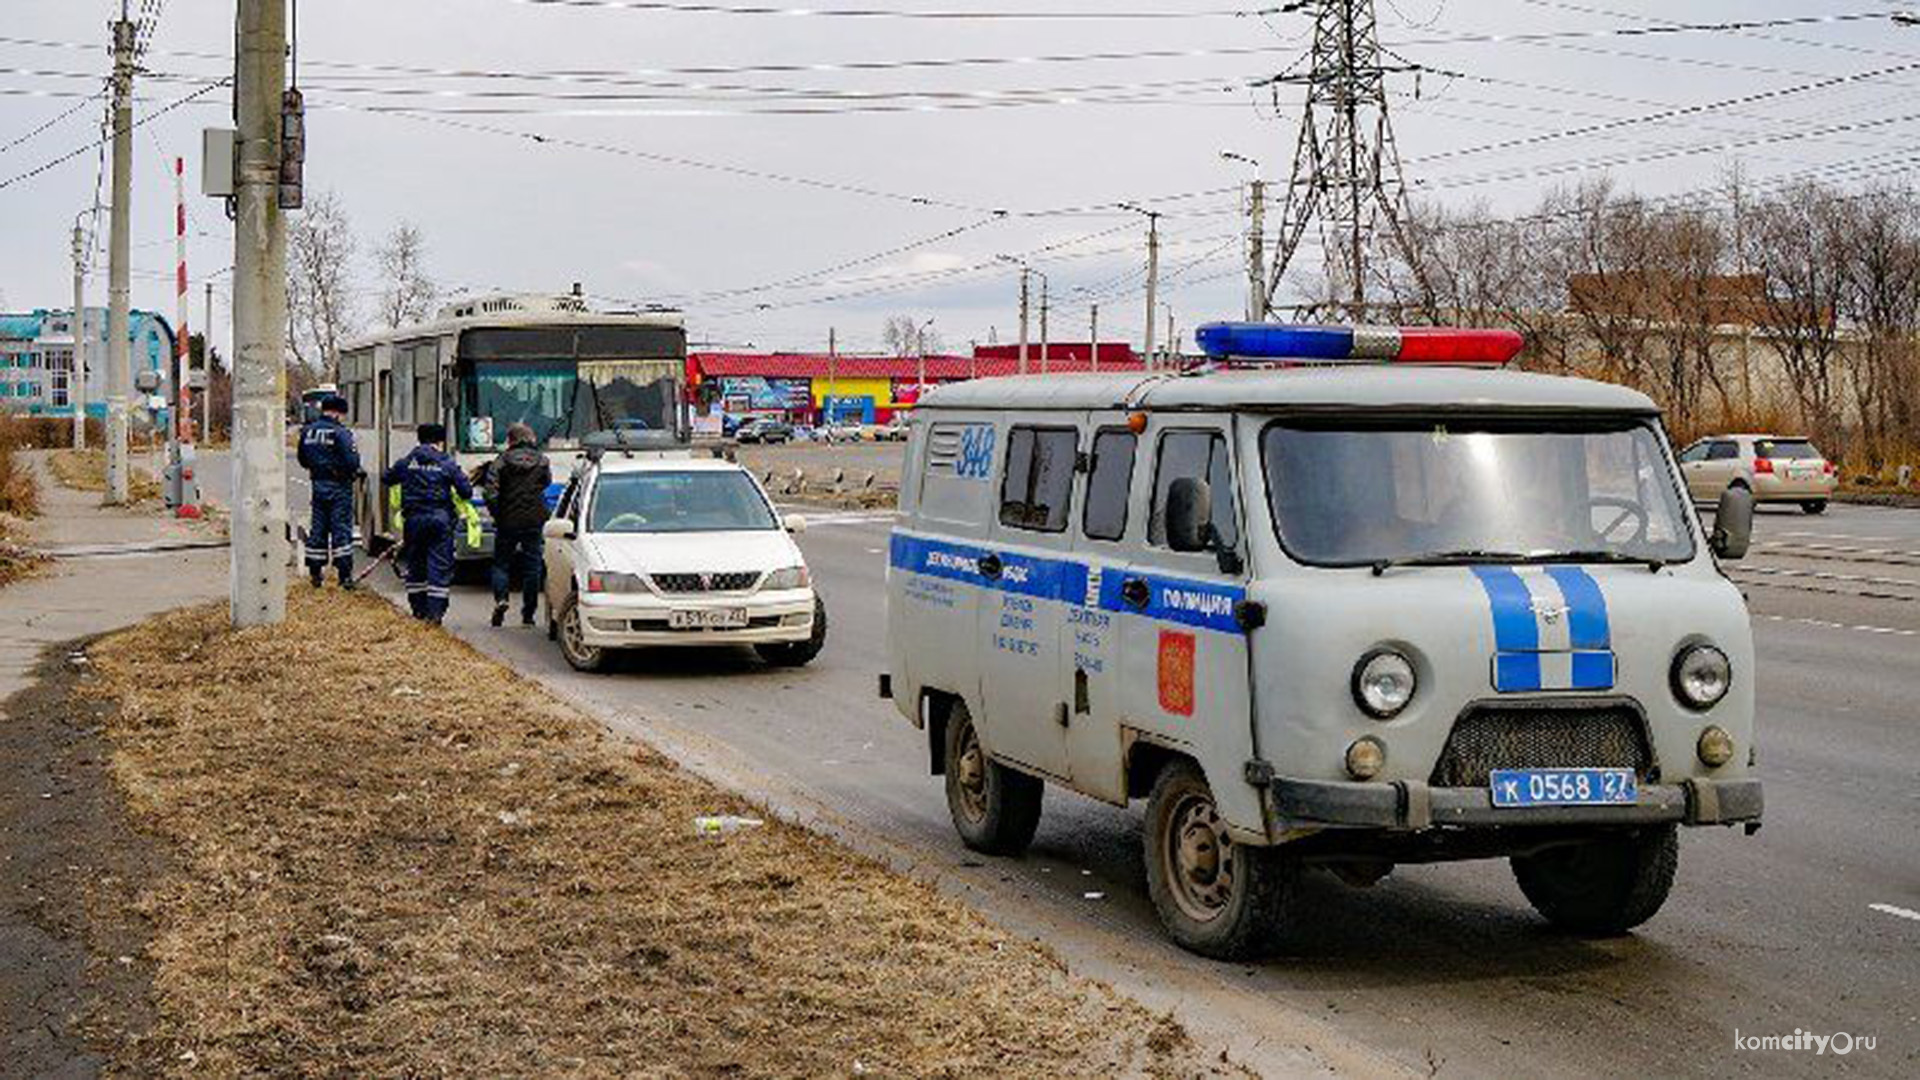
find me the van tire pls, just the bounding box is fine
[943,700,1042,856]
[1144,760,1294,960]
[557,592,609,674]
[755,596,828,667]
[1801,499,1828,514]
[1511,824,1678,936]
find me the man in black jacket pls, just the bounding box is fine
[480,422,553,627]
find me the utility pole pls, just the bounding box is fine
[1164,304,1176,369]
[70,223,87,449]
[1037,275,1050,375]
[103,7,136,505]
[1089,303,1099,373]
[1249,179,1268,321]
[1262,0,1430,320]
[826,325,837,423]
[1144,213,1160,368]
[202,281,213,442]
[232,0,290,627]
[1016,269,1030,376]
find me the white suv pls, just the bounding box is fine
[542,455,827,671]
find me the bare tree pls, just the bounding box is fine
[882,315,941,357]
[1834,186,1920,468]
[1743,182,1849,451]
[287,190,359,382]
[375,222,438,329]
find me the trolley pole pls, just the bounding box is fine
[1038,275,1050,375]
[103,9,135,505]
[1249,178,1268,322]
[1089,303,1099,373]
[1016,269,1030,376]
[231,0,290,627]
[71,223,87,449]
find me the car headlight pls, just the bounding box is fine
[1352,649,1416,719]
[762,565,811,591]
[586,571,647,594]
[1671,644,1731,710]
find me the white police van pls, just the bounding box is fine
[884,324,1763,959]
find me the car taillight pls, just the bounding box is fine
[1754,458,1775,474]
[1823,461,1837,475]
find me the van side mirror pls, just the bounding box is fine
[1165,477,1212,554]
[1710,485,1754,560]
[542,518,576,542]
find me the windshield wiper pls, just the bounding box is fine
[1529,549,1668,572]
[1369,549,1532,576]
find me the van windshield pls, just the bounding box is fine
[1261,418,1695,567]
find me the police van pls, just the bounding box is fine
[883,324,1763,959]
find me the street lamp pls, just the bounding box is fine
[1222,151,1268,322]
[915,315,936,391]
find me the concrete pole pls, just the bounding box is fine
[1038,276,1049,375]
[231,0,290,627]
[103,11,135,505]
[1249,178,1268,322]
[1144,213,1160,369]
[1089,303,1099,373]
[1016,269,1030,376]
[826,325,836,423]
[203,281,213,442]
[71,224,87,449]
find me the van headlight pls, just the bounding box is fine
[1671,644,1731,710]
[762,565,810,591]
[1352,649,1416,719]
[587,571,647,594]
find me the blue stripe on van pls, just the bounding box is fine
[1471,566,1539,653]
[1545,566,1611,652]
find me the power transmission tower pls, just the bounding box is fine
[1263,0,1432,321]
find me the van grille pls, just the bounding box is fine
[649,571,761,593]
[1430,704,1654,788]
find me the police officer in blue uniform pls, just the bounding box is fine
[383,422,473,623]
[295,394,363,588]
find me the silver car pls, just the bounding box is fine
[1677,434,1838,514]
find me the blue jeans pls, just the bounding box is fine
[491,525,545,618]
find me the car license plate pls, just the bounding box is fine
[1489,768,1637,808]
[1789,465,1819,480]
[669,608,748,630]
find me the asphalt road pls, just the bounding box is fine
[211,447,1919,1075]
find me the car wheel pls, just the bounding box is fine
[557,591,608,673]
[1143,759,1295,960]
[1511,824,1678,936]
[943,699,1042,857]
[754,596,828,667]
[1801,499,1827,514]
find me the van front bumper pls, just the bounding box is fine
[1268,775,1763,830]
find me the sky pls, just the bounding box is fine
[3,0,1918,360]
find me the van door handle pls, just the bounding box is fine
[1120,577,1151,610]
[977,553,1003,580]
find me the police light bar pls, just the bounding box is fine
[1194,323,1525,366]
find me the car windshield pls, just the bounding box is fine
[1754,438,1821,460]
[1262,418,1695,566]
[587,471,777,534]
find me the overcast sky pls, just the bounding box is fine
[2,0,1916,358]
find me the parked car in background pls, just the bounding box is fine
[876,417,911,441]
[1677,434,1838,514]
[542,455,827,672]
[822,422,867,444]
[735,418,794,444]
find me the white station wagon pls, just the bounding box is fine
[885,324,1764,959]
[543,453,826,672]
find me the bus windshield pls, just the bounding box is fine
[1262,418,1696,567]
[461,359,680,451]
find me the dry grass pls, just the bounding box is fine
[47,448,161,503]
[83,590,1228,1079]
[0,418,41,520]
[0,514,45,587]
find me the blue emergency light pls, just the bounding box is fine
[1195,323,1525,366]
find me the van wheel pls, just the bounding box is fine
[755,597,828,668]
[1511,824,1678,936]
[1801,499,1828,514]
[1144,760,1294,960]
[943,700,1042,856]
[557,592,608,673]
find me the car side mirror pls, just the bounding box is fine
[1710,485,1754,560]
[1165,477,1212,554]
[784,514,808,535]
[542,518,576,542]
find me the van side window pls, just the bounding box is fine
[999,426,1078,532]
[1149,430,1237,549]
[1082,429,1136,541]
[1707,441,1739,461]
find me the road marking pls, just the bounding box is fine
[1736,565,1920,590]
[1778,530,1899,544]
[1757,614,1918,637]
[1869,903,1920,922]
